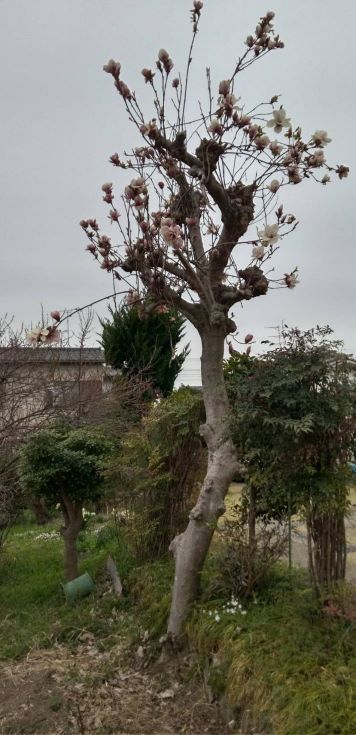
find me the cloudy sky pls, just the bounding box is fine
[1,0,355,384]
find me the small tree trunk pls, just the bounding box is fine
[63,531,80,581]
[248,485,257,553]
[60,495,83,581]
[167,327,238,642]
[247,484,257,584]
[32,497,50,525]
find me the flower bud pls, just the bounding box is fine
[218,79,230,96]
[110,153,120,166]
[158,48,170,63]
[88,218,99,230]
[268,179,281,193]
[141,68,154,83]
[115,80,132,99]
[50,310,61,322]
[245,334,254,344]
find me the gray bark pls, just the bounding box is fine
[167,326,238,641]
[106,554,123,597]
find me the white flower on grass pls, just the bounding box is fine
[267,108,291,133]
[258,223,280,246]
[215,614,221,623]
[311,130,331,147]
[34,531,60,541]
[252,244,265,260]
[240,610,247,616]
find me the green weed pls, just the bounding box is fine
[188,565,356,735]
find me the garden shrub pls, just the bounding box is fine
[109,387,206,561]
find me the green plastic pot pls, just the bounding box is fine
[62,572,95,602]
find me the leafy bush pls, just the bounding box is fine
[18,425,113,580]
[225,327,356,590]
[215,507,287,599]
[109,387,206,560]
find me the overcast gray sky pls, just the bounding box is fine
[1,0,355,384]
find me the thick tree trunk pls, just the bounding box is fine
[60,495,83,581]
[167,327,238,641]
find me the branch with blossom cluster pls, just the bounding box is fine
[74,3,348,351]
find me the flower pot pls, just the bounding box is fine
[62,572,95,602]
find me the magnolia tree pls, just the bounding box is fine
[76,4,348,639]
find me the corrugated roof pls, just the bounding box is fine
[0,347,105,364]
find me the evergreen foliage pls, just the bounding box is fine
[101,305,189,397]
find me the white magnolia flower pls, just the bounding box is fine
[267,108,291,133]
[312,130,331,147]
[252,244,265,260]
[26,326,53,345]
[321,174,331,185]
[258,223,280,246]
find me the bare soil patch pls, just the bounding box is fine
[0,638,231,734]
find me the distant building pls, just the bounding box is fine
[0,346,109,435]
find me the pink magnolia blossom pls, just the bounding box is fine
[208,118,223,135]
[284,271,299,288]
[160,217,183,249]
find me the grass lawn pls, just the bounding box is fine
[2,511,356,733]
[0,516,140,660]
